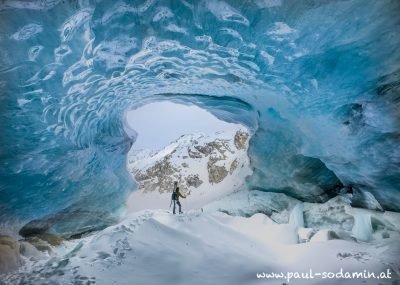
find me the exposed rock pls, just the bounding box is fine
[186,174,203,188]
[234,130,249,150]
[135,156,179,193]
[192,139,234,160]
[194,144,213,156]
[128,131,251,197]
[187,148,202,159]
[204,141,233,185]
[207,162,228,184]
[0,235,20,274]
[229,159,238,174]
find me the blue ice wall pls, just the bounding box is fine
[0,0,400,234]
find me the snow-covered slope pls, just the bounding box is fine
[126,129,252,212]
[4,209,399,285]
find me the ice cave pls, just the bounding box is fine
[0,0,399,284]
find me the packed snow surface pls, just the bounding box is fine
[4,208,399,285]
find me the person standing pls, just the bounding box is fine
[171,182,186,214]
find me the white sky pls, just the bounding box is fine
[125,101,241,151]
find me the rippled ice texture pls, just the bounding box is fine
[0,0,399,233]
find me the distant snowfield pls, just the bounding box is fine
[124,101,244,151]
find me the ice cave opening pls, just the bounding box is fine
[123,101,247,151]
[122,100,254,212]
[1,0,400,282]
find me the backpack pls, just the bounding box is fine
[171,191,177,201]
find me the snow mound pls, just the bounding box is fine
[4,210,399,285]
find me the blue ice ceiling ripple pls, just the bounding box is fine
[0,0,399,235]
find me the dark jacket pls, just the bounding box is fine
[175,190,186,200]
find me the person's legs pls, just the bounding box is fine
[177,201,182,214]
[173,200,176,214]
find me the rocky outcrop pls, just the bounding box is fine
[234,130,249,150]
[135,155,180,193]
[0,235,20,274]
[229,159,238,175]
[207,162,228,184]
[129,130,250,196]
[188,148,202,159]
[195,140,235,158]
[186,174,203,188]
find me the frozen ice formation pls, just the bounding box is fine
[0,0,400,243]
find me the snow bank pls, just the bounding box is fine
[5,210,399,285]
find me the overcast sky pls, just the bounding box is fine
[125,101,241,151]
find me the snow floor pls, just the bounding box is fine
[5,208,399,285]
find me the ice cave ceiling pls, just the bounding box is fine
[0,0,400,226]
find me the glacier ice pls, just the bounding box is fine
[0,0,400,237]
[351,209,373,242]
[289,203,304,228]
